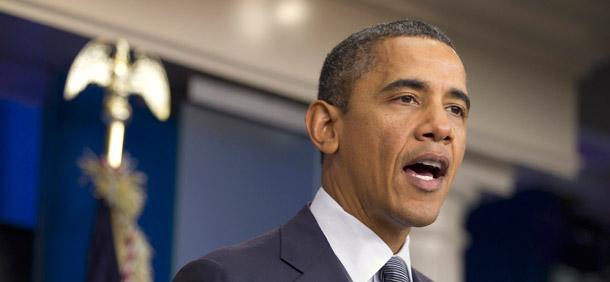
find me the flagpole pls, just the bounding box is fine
[65,37,171,282]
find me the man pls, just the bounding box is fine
[174,19,469,282]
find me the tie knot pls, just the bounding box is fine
[379,256,410,282]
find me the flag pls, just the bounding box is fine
[87,199,120,282]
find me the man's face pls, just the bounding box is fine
[333,36,469,230]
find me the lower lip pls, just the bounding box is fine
[404,168,443,191]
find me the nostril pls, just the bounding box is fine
[422,132,451,142]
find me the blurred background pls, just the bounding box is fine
[0,0,609,281]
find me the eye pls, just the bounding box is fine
[398,95,415,104]
[447,105,466,117]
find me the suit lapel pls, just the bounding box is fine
[292,246,352,282]
[279,205,433,282]
[280,205,351,282]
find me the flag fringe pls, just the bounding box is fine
[79,153,154,282]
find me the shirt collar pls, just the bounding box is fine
[310,187,412,282]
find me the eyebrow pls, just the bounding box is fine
[381,78,470,110]
[381,78,426,92]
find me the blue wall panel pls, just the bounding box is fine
[172,97,318,274]
[0,99,42,229]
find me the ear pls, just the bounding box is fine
[305,100,341,155]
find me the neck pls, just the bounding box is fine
[321,163,411,253]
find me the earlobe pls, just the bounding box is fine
[305,100,340,155]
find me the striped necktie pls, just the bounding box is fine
[379,256,411,282]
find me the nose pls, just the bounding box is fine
[415,105,452,143]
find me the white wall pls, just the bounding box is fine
[0,0,598,178]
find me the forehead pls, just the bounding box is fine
[369,36,467,87]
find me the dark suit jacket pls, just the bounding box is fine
[173,205,433,282]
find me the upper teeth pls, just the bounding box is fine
[420,160,441,169]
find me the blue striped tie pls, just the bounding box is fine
[379,256,411,282]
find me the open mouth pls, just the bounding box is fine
[403,157,449,181]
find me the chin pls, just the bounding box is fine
[402,206,442,228]
[409,216,438,227]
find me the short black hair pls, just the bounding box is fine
[317,19,455,112]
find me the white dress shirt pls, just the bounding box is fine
[310,187,413,282]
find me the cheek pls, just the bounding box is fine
[451,121,467,156]
[377,120,408,162]
[454,132,467,157]
[341,117,383,166]
[448,131,466,182]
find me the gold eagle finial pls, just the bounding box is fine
[64,38,171,168]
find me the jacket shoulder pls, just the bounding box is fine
[172,257,229,282]
[173,228,299,282]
